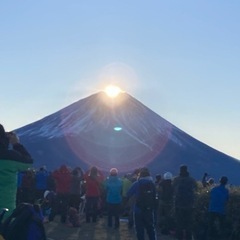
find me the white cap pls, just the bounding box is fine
[44,190,50,199]
[110,168,118,175]
[163,172,173,180]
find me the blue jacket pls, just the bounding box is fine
[208,184,229,215]
[104,176,123,204]
[35,170,49,190]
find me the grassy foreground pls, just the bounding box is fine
[44,215,174,240]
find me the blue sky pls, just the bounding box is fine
[0,1,239,159]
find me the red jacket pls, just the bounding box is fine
[84,170,104,197]
[53,165,72,194]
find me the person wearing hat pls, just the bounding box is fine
[0,124,33,218]
[207,176,229,239]
[104,168,123,229]
[172,165,197,240]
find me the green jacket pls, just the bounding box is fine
[0,143,33,218]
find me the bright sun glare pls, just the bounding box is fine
[104,85,122,98]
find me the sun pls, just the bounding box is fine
[104,85,123,98]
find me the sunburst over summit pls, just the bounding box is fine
[104,85,123,98]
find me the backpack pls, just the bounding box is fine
[136,181,156,211]
[1,203,46,240]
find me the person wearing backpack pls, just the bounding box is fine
[172,165,197,240]
[1,202,46,240]
[127,167,157,240]
[0,124,33,219]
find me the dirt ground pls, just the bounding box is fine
[44,215,175,240]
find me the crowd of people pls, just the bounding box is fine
[13,164,230,240]
[0,123,230,240]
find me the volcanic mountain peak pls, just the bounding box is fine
[18,91,174,141]
[15,91,240,184]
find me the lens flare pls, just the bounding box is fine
[114,127,122,131]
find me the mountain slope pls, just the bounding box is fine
[15,92,240,184]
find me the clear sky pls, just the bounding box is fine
[0,1,239,160]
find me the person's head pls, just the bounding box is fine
[39,166,46,171]
[125,173,132,180]
[89,166,98,177]
[139,167,150,178]
[72,168,79,176]
[59,164,69,173]
[208,178,214,185]
[110,168,118,176]
[219,176,228,186]
[134,168,141,176]
[179,164,189,177]
[163,172,173,180]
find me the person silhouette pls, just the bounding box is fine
[208,176,229,239]
[172,165,197,240]
[0,124,33,218]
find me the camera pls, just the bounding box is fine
[6,132,14,137]
[6,131,19,144]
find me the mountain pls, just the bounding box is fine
[15,91,240,184]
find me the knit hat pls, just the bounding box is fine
[110,168,118,175]
[163,172,173,180]
[44,190,50,199]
